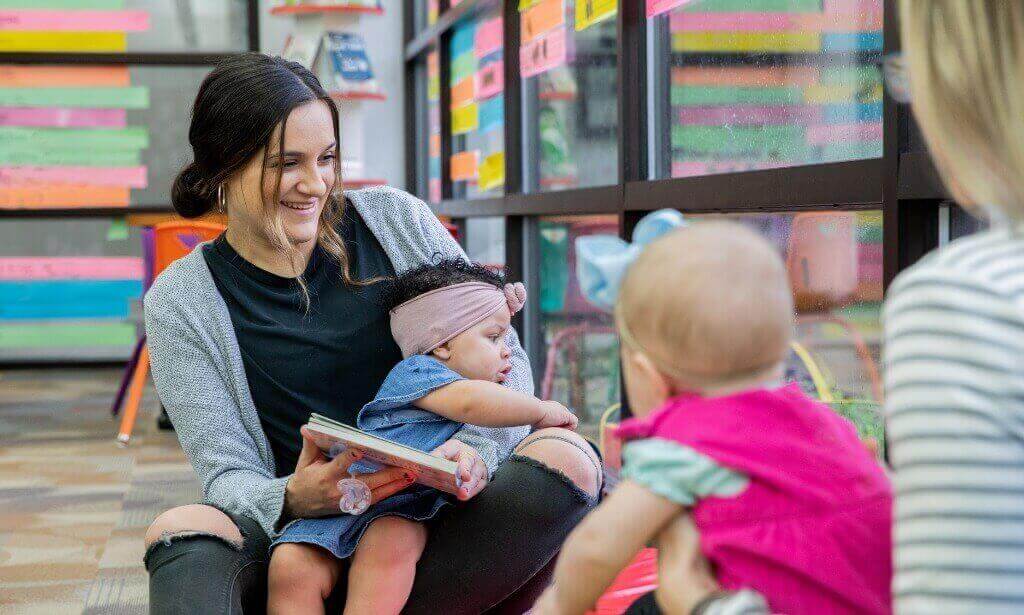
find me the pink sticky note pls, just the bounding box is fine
[647,0,698,19]
[0,166,148,188]
[0,10,150,32]
[428,178,441,203]
[0,257,143,281]
[520,26,567,79]
[806,122,883,145]
[474,17,503,59]
[475,62,504,100]
[0,107,126,128]
[669,11,803,32]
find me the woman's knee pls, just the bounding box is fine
[514,428,603,498]
[144,504,243,549]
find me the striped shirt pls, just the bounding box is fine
[883,225,1024,614]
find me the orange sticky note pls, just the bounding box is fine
[429,134,441,158]
[450,151,478,182]
[0,65,130,88]
[450,75,475,109]
[521,0,564,43]
[0,185,130,209]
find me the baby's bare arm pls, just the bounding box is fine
[414,380,575,429]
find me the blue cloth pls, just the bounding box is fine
[273,355,466,558]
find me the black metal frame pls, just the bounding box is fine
[0,0,261,217]
[402,0,947,415]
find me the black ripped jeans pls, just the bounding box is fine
[145,454,597,614]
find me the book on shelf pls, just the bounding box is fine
[281,33,322,69]
[304,413,461,495]
[325,31,381,95]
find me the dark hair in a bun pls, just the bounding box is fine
[171,52,340,219]
[171,162,213,218]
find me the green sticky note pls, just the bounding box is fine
[0,148,141,166]
[106,218,129,241]
[0,87,149,109]
[0,323,136,348]
[0,127,148,151]
[671,85,803,106]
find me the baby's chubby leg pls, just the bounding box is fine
[267,542,344,615]
[345,516,429,615]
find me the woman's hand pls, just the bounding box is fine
[432,439,489,501]
[283,426,415,519]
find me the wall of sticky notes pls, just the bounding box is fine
[449,10,505,199]
[661,0,884,178]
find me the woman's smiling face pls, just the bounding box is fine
[229,99,338,250]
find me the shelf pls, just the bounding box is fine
[330,90,387,102]
[270,4,383,16]
[344,178,387,188]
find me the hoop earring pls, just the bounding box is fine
[217,185,226,213]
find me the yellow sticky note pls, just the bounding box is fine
[0,31,127,53]
[451,102,479,136]
[575,0,617,31]
[478,152,505,191]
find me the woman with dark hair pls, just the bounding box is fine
[143,53,601,614]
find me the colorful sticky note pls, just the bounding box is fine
[576,0,616,31]
[0,86,149,109]
[449,150,478,182]
[0,126,149,150]
[0,31,127,52]
[520,26,568,78]
[474,17,503,58]
[429,134,441,158]
[450,22,477,58]
[647,0,697,18]
[521,0,564,43]
[518,0,543,9]
[451,75,475,109]
[0,107,127,128]
[0,323,135,350]
[672,31,821,53]
[478,151,505,191]
[0,185,130,209]
[428,178,441,203]
[0,147,140,167]
[0,9,150,31]
[0,165,147,188]
[106,217,129,241]
[475,62,504,100]
[450,51,477,84]
[0,257,142,281]
[0,65,130,87]
[478,96,504,133]
[0,1,127,8]
[451,102,479,135]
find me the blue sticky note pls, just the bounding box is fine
[478,96,504,134]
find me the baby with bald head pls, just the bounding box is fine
[535,219,892,615]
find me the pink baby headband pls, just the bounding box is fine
[390,281,527,358]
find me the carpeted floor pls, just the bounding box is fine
[0,368,197,614]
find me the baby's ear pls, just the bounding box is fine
[430,344,452,361]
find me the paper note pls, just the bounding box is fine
[518,0,543,9]
[451,102,479,135]
[474,17,503,58]
[0,31,127,52]
[0,257,143,280]
[0,165,147,188]
[0,107,126,128]
[676,105,823,126]
[429,134,440,158]
[478,96,504,133]
[450,51,477,85]
[0,148,140,167]
[427,73,439,100]
[521,0,563,43]
[0,65,130,87]
[450,75,475,109]
[449,150,478,182]
[450,22,477,58]
[0,126,149,150]
[647,0,697,18]
[0,9,149,31]
[105,217,129,241]
[475,62,503,100]
[672,31,821,53]
[520,26,567,78]
[0,323,135,350]
[806,122,883,145]
[576,0,616,31]
[428,178,441,203]
[0,185,130,208]
[0,86,149,109]
[478,151,505,191]
[0,1,127,8]
[669,10,804,31]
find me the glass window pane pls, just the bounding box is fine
[652,0,883,178]
[449,9,505,199]
[465,217,506,267]
[521,0,618,192]
[536,215,620,440]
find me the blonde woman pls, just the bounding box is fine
[883,2,1024,612]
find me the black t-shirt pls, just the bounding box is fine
[203,207,402,477]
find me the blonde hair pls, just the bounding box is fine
[900,1,1024,221]
[616,221,794,390]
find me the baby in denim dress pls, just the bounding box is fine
[267,259,578,615]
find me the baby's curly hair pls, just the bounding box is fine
[381,257,506,312]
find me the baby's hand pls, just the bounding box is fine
[534,401,579,431]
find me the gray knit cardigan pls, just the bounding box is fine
[144,186,532,539]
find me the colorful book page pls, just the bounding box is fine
[478,151,505,191]
[521,0,563,43]
[474,17,503,58]
[475,62,504,100]
[0,107,126,128]
[450,150,479,182]
[0,256,142,281]
[520,26,567,78]
[0,165,147,188]
[0,86,149,108]
[478,96,504,133]
[0,185,130,208]
[576,0,616,31]
[451,102,479,135]
[0,9,149,31]
[0,65,130,87]
[648,0,697,18]
[451,75,475,108]
[0,31,127,52]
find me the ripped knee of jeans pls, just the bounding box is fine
[143,529,246,571]
[513,433,604,499]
